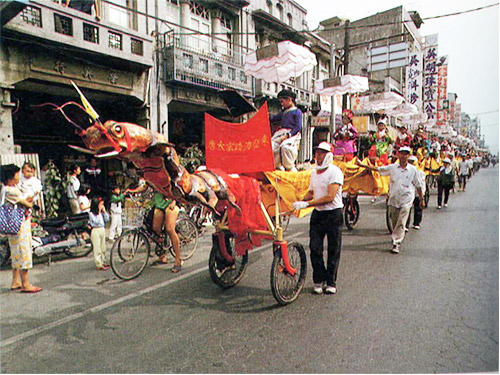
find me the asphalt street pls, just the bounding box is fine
[0,166,498,373]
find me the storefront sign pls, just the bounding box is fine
[436,55,448,126]
[311,116,330,127]
[423,34,438,125]
[405,51,423,111]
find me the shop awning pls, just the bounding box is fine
[352,91,405,112]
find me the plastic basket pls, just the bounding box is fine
[122,206,147,229]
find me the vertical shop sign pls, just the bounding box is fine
[405,51,423,111]
[436,55,448,126]
[423,34,438,124]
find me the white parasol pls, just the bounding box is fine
[352,91,405,112]
[243,41,317,83]
[385,103,419,117]
[314,74,369,96]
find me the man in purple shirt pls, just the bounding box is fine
[270,89,302,171]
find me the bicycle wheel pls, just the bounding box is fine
[208,231,248,289]
[270,241,307,305]
[64,231,93,258]
[344,199,360,230]
[168,217,199,260]
[110,229,150,280]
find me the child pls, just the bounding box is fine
[77,183,91,213]
[88,197,109,270]
[109,186,125,241]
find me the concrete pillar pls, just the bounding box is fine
[0,86,15,154]
[179,0,191,47]
[210,9,223,54]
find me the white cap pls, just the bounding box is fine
[408,155,418,162]
[398,146,412,153]
[378,117,387,125]
[315,141,333,153]
[443,157,451,163]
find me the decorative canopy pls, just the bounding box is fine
[314,74,369,96]
[385,103,419,117]
[243,41,317,83]
[352,92,405,112]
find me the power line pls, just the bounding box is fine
[468,109,499,115]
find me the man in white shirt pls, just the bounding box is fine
[357,146,424,253]
[67,164,82,214]
[458,154,470,191]
[292,142,344,295]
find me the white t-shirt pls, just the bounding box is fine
[19,175,42,201]
[378,163,421,208]
[309,164,344,211]
[78,195,91,212]
[458,160,469,176]
[67,175,80,199]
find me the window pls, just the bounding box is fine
[83,23,99,43]
[167,0,178,4]
[228,67,236,81]
[131,38,143,55]
[239,71,247,84]
[54,14,73,36]
[189,1,210,20]
[108,31,122,49]
[199,58,208,73]
[287,13,293,26]
[108,0,129,28]
[214,63,223,77]
[183,53,193,69]
[276,4,283,21]
[266,0,273,15]
[21,6,42,27]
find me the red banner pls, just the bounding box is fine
[205,102,274,174]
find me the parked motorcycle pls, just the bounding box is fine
[0,212,92,266]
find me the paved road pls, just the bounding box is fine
[1,167,498,373]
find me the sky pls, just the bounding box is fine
[294,0,499,153]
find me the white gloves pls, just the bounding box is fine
[292,201,309,210]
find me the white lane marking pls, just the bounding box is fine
[1,231,305,348]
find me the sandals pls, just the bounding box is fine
[21,286,43,293]
[171,264,182,273]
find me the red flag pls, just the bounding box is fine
[205,102,274,174]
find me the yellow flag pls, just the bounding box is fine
[70,80,100,121]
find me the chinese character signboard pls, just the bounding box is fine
[436,55,448,126]
[405,51,423,111]
[205,102,274,174]
[423,34,438,125]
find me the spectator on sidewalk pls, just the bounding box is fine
[108,186,125,241]
[84,158,104,198]
[88,197,109,270]
[67,164,81,215]
[458,154,470,191]
[1,164,42,293]
[292,142,344,295]
[77,183,91,213]
[357,146,425,253]
[19,162,42,206]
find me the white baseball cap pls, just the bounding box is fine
[408,155,418,162]
[442,157,451,164]
[398,146,412,153]
[314,142,334,153]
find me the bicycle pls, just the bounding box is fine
[110,197,199,280]
[343,193,360,230]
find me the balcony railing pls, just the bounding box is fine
[159,31,252,94]
[5,0,153,68]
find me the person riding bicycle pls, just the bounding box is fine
[125,185,182,272]
[333,109,358,161]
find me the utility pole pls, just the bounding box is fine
[330,42,336,139]
[342,20,350,109]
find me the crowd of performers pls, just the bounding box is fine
[270,89,494,294]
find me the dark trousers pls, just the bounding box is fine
[458,175,467,190]
[437,183,451,206]
[309,209,343,287]
[413,196,423,226]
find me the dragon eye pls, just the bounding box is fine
[114,125,122,133]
